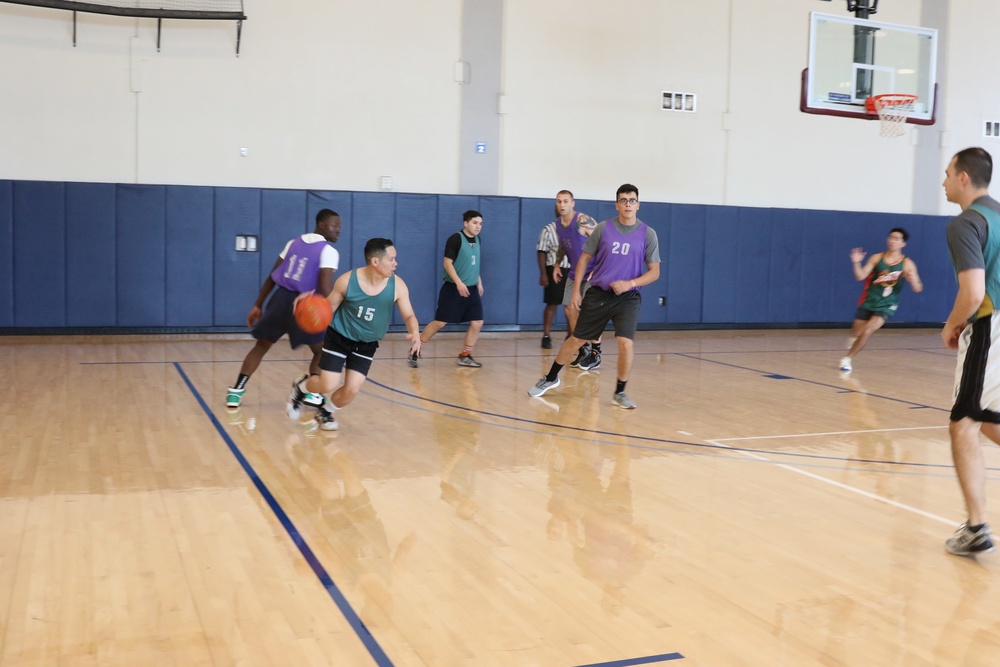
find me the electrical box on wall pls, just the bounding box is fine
[235,235,258,252]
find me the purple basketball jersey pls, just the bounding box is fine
[271,236,326,293]
[555,213,590,280]
[587,220,648,291]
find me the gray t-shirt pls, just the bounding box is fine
[947,195,1000,272]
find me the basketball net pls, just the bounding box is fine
[872,94,917,139]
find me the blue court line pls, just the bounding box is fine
[674,352,948,413]
[575,652,684,666]
[172,362,394,667]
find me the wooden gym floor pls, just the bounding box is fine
[0,328,998,666]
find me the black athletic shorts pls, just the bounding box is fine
[252,287,324,349]
[543,265,567,305]
[854,306,896,321]
[433,281,484,323]
[319,327,379,376]
[572,287,641,341]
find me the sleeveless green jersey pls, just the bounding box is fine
[968,203,1000,320]
[332,270,396,342]
[859,254,906,314]
[444,232,481,285]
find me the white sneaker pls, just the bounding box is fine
[316,406,339,431]
[839,357,852,372]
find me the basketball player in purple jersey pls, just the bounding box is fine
[550,190,602,369]
[226,209,341,416]
[528,184,661,409]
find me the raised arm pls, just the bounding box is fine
[851,248,878,281]
[903,258,923,293]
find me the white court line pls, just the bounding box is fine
[714,425,947,442]
[704,437,956,526]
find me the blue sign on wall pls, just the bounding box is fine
[475,142,487,154]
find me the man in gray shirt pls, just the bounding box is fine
[941,146,1000,556]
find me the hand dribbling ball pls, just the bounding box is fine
[294,294,332,334]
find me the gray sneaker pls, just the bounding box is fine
[528,376,560,397]
[457,354,482,368]
[945,522,995,556]
[612,392,637,409]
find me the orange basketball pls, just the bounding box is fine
[294,294,332,334]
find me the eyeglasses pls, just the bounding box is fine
[617,198,638,205]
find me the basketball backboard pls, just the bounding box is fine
[801,12,937,125]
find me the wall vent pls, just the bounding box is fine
[984,120,1000,138]
[661,91,697,113]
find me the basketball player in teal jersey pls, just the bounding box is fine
[840,227,923,372]
[297,238,422,431]
[410,210,485,368]
[941,146,1000,556]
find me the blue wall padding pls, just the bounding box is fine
[668,204,706,324]
[167,186,215,326]
[67,183,117,326]
[393,194,440,326]
[213,188,261,326]
[117,185,167,326]
[478,196,520,325]
[0,181,15,327]
[517,197,560,327]
[14,181,66,326]
[702,206,741,323]
[0,179,956,331]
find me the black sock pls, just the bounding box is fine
[547,363,564,382]
[592,342,602,353]
[234,374,250,390]
[616,380,627,394]
[969,523,986,533]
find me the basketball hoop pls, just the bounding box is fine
[867,94,918,138]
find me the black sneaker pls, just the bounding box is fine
[408,350,419,368]
[945,522,995,556]
[541,335,552,349]
[570,343,591,368]
[578,350,601,371]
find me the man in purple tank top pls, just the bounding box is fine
[528,184,661,409]
[226,209,341,418]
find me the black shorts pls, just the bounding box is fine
[252,287,324,349]
[433,281,484,323]
[543,265,567,305]
[319,327,379,376]
[572,287,641,341]
[853,306,896,321]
